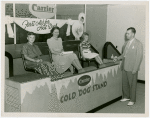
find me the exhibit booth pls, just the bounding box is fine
[5,3,122,112]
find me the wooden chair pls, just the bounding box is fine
[78,45,99,68]
[21,54,39,73]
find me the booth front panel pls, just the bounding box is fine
[5,63,122,112]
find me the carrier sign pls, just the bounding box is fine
[29,4,56,19]
[78,75,91,86]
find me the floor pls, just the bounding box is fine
[95,83,145,113]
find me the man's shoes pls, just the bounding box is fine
[120,98,130,102]
[127,101,135,106]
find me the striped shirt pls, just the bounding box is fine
[80,41,91,50]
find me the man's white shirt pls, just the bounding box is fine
[124,38,135,57]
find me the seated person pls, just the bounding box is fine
[79,32,103,68]
[47,26,85,74]
[22,32,64,80]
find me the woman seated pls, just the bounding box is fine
[80,32,103,68]
[47,26,85,74]
[22,32,64,81]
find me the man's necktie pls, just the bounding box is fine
[123,41,130,57]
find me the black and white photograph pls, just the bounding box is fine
[1,1,149,117]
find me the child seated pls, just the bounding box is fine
[80,32,103,67]
[21,32,64,81]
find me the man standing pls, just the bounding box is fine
[113,27,143,106]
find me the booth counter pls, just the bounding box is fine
[5,62,122,112]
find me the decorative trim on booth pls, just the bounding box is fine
[87,96,122,113]
[5,51,13,77]
[137,80,145,84]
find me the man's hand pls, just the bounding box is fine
[113,57,118,62]
[132,71,137,74]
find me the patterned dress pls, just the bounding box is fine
[80,41,99,59]
[22,43,64,81]
[47,37,78,73]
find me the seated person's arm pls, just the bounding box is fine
[60,39,64,52]
[24,55,41,63]
[22,45,42,63]
[50,48,62,55]
[53,46,64,53]
[88,43,91,50]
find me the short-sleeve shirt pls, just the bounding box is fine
[80,41,91,50]
[22,43,42,59]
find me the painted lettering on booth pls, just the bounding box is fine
[93,81,107,91]
[60,81,107,103]
[60,92,76,103]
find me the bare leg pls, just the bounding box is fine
[71,53,85,73]
[69,65,74,74]
[75,59,83,69]
[72,59,85,73]
[72,60,81,70]
[95,56,103,65]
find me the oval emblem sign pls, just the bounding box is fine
[29,4,56,19]
[78,75,91,86]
